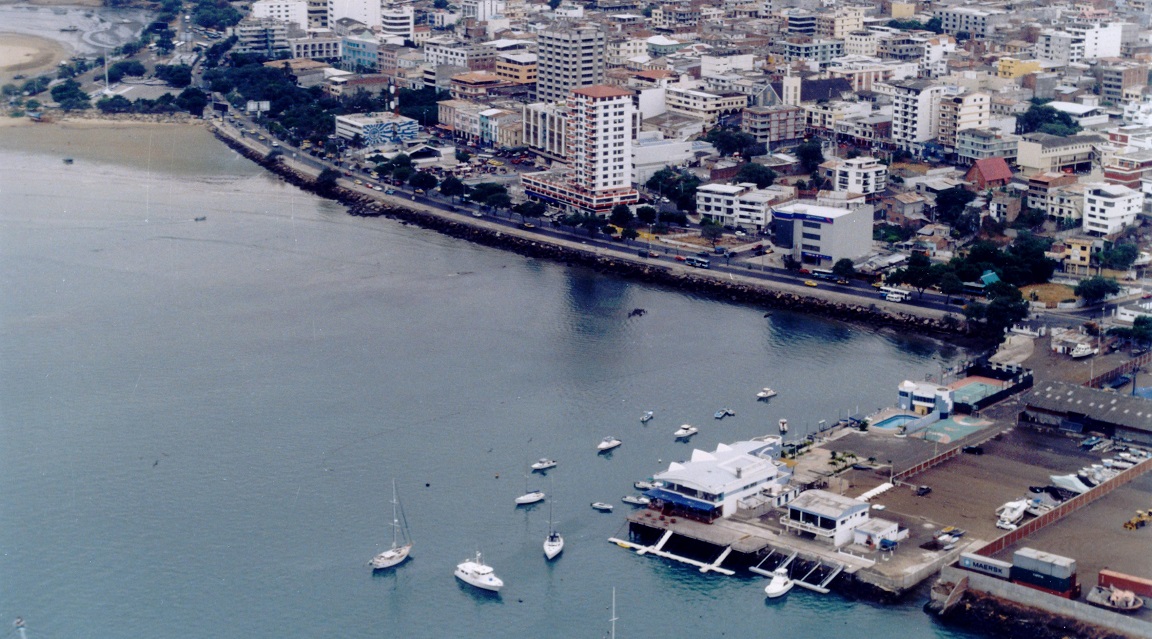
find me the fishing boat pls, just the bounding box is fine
[640,411,654,423]
[674,424,698,438]
[621,495,650,506]
[763,566,794,598]
[369,479,413,570]
[756,387,777,400]
[1085,585,1144,613]
[454,551,503,592]
[597,436,622,452]
[530,458,557,471]
[543,479,564,560]
[591,502,614,512]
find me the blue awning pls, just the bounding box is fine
[646,487,718,513]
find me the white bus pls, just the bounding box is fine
[879,286,911,302]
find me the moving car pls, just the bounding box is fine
[804,280,818,287]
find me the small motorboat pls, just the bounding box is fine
[640,411,654,423]
[597,436,622,452]
[778,418,788,434]
[591,502,614,512]
[531,458,557,471]
[714,408,735,419]
[515,490,546,505]
[763,566,794,598]
[757,387,777,400]
[454,552,504,592]
[674,424,698,438]
[621,495,650,506]
[1085,585,1145,613]
[634,480,656,490]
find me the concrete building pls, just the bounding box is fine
[885,79,948,154]
[936,92,990,154]
[234,17,297,56]
[781,490,871,548]
[934,6,1006,40]
[1016,132,1102,175]
[334,111,419,144]
[822,156,887,202]
[1099,63,1149,106]
[697,182,791,231]
[342,31,381,71]
[423,40,496,71]
[494,52,537,85]
[771,202,872,269]
[289,31,342,60]
[461,0,505,22]
[997,57,1043,79]
[251,0,308,31]
[815,7,864,40]
[780,37,845,67]
[329,0,380,29]
[647,438,790,521]
[664,87,748,126]
[536,23,607,104]
[1082,182,1142,235]
[1044,182,1086,225]
[1026,171,1079,209]
[956,127,1020,165]
[1036,23,1123,65]
[1103,149,1152,189]
[825,56,918,93]
[307,0,328,28]
[897,380,955,416]
[741,105,804,147]
[631,131,714,184]
[522,85,638,213]
[522,100,569,160]
[379,3,414,41]
[448,71,517,100]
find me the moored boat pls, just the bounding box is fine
[763,566,794,598]
[1085,585,1144,613]
[597,436,622,452]
[591,501,614,512]
[530,458,557,471]
[621,495,650,506]
[544,480,563,560]
[634,480,657,490]
[778,418,788,434]
[369,479,413,570]
[674,424,698,438]
[714,408,735,419]
[640,411,654,423]
[515,490,545,505]
[757,387,777,400]
[454,552,503,592]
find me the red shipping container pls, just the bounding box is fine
[1010,579,1081,600]
[1098,569,1152,598]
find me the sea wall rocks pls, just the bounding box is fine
[212,126,965,336]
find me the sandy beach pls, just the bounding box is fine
[0,32,71,83]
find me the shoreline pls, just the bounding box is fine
[207,122,973,339]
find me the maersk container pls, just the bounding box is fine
[959,553,1012,579]
[1010,566,1077,593]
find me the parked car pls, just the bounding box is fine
[804,280,818,287]
[962,445,984,455]
[914,485,932,496]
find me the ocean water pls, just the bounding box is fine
[0,125,978,639]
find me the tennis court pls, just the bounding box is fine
[950,376,1007,405]
[921,414,993,443]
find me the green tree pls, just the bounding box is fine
[409,171,438,191]
[486,191,511,213]
[940,272,965,302]
[700,220,724,247]
[1075,276,1120,305]
[794,139,824,173]
[512,200,547,221]
[1016,104,1081,136]
[440,175,465,200]
[96,94,134,113]
[50,79,90,111]
[934,186,976,225]
[636,205,658,225]
[832,258,855,280]
[315,167,341,193]
[175,87,208,116]
[456,150,471,163]
[891,253,939,297]
[1100,243,1139,270]
[155,64,193,88]
[609,203,634,229]
[925,17,943,33]
[704,127,756,156]
[735,163,777,188]
[621,227,640,242]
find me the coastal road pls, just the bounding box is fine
[216,116,964,321]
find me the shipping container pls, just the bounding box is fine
[959,553,1012,579]
[1099,569,1152,598]
[1010,566,1077,593]
[1010,578,1081,599]
[1013,547,1077,579]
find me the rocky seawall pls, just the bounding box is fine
[927,590,1133,639]
[211,126,969,337]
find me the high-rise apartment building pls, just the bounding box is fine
[536,23,606,104]
[522,85,638,213]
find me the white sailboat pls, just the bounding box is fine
[515,472,545,505]
[543,478,564,560]
[369,479,413,570]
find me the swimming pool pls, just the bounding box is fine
[873,414,918,429]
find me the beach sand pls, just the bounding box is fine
[0,32,71,83]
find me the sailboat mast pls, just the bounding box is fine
[391,478,400,549]
[610,588,617,639]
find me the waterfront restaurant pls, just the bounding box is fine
[647,439,790,522]
[781,490,870,547]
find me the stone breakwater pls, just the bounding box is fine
[211,126,967,337]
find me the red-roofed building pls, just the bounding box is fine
[965,157,1013,190]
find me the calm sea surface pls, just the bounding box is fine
[0,125,978,639]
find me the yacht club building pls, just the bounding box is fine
[646,438,792,522]
[781,489,871,547]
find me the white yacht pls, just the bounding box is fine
[640,411,654,423]
[763,566,794,598]
[621,495,650,506]
[369,479,413,570]
[454,552,504,592]
[597,436,622,452]
[543,487,563,560]
[674,424,698,438]
[757,387,777,400]
[634,480,657,490]
[515,490,546,505]
[591,502,614,512]
[530,458,557,471]
[995,499,1028,528]
[778,418,789,434]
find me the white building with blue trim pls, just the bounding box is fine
[334,111,419,145]
[646,438,793,522]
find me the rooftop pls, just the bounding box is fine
[571,84,634,98]
[788,489,869,518]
